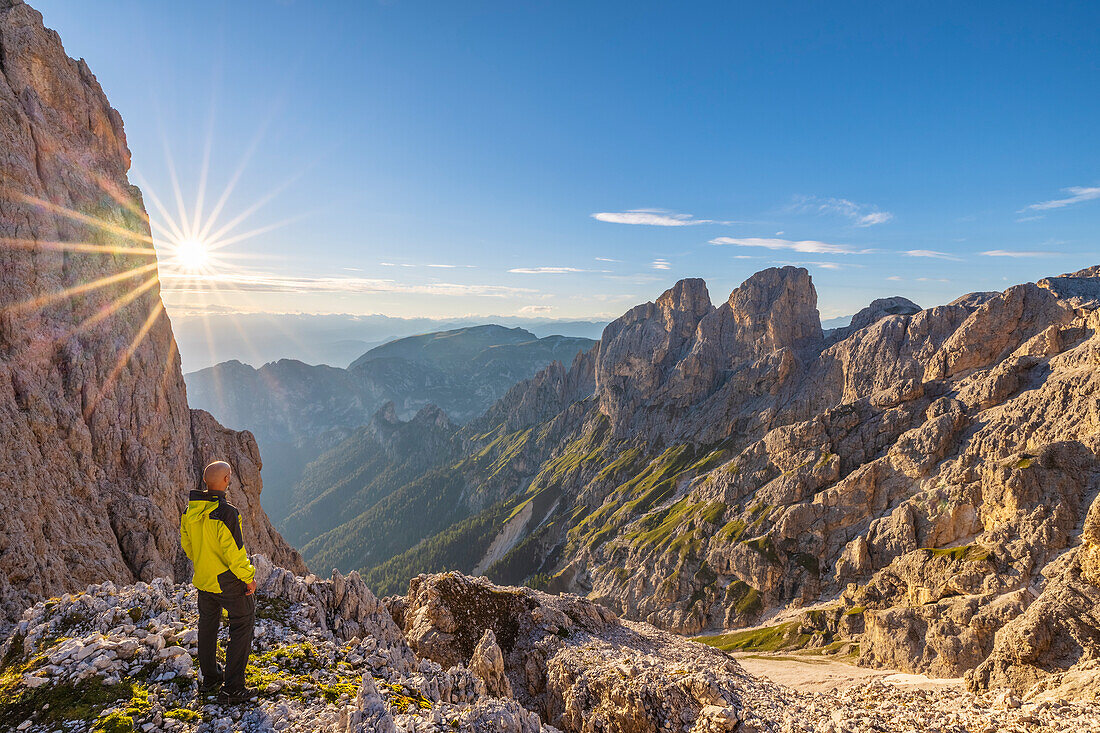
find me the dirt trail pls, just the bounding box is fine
[734,653,964,693]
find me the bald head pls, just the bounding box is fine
[202,461,232,493]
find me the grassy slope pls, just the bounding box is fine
[281,427,457,548]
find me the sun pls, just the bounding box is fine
[172,238,211,272]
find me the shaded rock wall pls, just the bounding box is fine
[0,0,302,622]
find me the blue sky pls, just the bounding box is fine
[39,0,1100,323]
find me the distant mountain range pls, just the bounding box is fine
[184,324,596,523]
[171,311,608,371]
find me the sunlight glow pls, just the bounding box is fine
[172,238,212,272]
[1,107,304,400]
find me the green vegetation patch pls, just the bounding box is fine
[725,580,763,616]
[687,447,730,475]
[620,499,726,556]
[527,430,612,490]
[318,681,360,704]
[718,518,748,542]
[0,674,150,732]
[253,641,323,668]
[523,573,553,591]
[164,707,201,722]
[380,680,432,713]
[568,443,703,551]
[694,621,812,653]
[504,496,534,524]
[2,631,150,729]
[1012,454,1036,469]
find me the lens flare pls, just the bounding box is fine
[173,238,211,272]
[2,109,303,383]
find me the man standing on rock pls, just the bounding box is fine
[181,460,257,704]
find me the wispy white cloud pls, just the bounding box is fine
[519,305,553,314]
[651,258,671,270]
[508,266,586,274]
[774,260,863,271]
[980,249,1061,258]
[916,277,951,283]
[903,249,963,261]
[792,196,893,227]
[802,262,849,270]
[1021,186,1100,212]
[594,256,620,262]
[161,271,535,297]
[380,262,475,269]
[592,209,722,226]
[886,275,903,281]
[710,237,874,255]
[857,211,893,226]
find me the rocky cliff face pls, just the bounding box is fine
[355,263,1100,699]
[595,266,824,443]
[578,265,1100,692]
[0,0,302,623]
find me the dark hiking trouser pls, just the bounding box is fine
[197,577,255,692]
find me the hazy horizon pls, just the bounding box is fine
[168,261,1082,372]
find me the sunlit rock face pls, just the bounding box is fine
[595,267,825,442]
[0,0,303,621]
[472,263,1100,692]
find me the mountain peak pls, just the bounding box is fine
[844,295,922,334]
[655,277,713,319]
[349,323,540,370]
[724,266,823,355]
[1038,263,1100,309]
[371,400,400,425]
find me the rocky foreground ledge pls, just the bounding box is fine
[1,559,1098,733]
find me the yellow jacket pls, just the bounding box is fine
[180,490,255,594]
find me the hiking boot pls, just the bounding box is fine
[199,675,223,695]
[216,687,257,705]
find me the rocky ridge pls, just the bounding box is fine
[0,0,303,624]
[5,562,1100,732]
